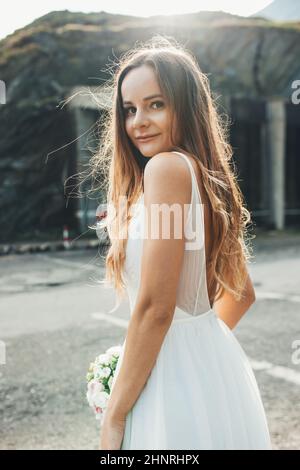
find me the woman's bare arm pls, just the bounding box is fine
[213,269,256,330]
[104,152,191,421]
[105,300,175,421]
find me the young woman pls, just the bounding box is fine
[94,35,272,450]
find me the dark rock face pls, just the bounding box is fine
[0,98,77,241]
[0,10,300,241]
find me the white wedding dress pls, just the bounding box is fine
[109,151,272,450]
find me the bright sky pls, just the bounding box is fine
[0,1,273,41]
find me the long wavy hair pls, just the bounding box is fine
[86,34,254,313]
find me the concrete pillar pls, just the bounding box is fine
[266,98,286,230]
[260,121,270,218]
[74,107,98,233]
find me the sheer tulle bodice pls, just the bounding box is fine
[124,151,212,321]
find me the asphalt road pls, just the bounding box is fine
[0,238,299,450]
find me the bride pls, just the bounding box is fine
[92,34,272,450]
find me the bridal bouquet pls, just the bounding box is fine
[86,345,122,422]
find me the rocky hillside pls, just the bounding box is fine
[0,10,300,241]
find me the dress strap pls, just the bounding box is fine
[171,151,203,240]
[171,151,202,206]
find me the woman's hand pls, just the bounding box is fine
[99,411,126,450]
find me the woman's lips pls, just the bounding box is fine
[137,134,160,142]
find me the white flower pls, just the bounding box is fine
[86,380,104,407]
[93,365,102,377]
[95,353,110,366]
[94,365,111,380]
[86,371,94,382]
[88,361,96,372]
[106,345,122,358]
[94,390,110,408]
[104,346,122,365]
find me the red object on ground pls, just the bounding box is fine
[63,224,71,248]
[96,210,107,222]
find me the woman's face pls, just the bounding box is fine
[121,64,178,157]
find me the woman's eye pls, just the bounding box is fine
[124,106,135,115]
[124,101,164,116]
[152,100,164,109]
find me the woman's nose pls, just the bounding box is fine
[133,109,149,126]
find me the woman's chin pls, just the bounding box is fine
[140,147,161,157]
[139,145,167,157]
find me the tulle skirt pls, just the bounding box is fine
[110,309,272,450]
